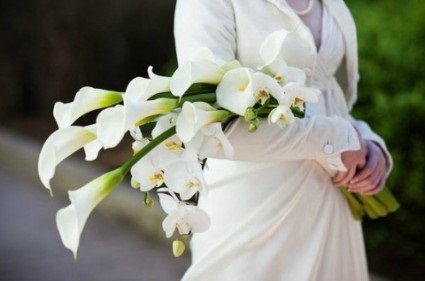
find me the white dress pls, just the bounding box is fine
[181,6,369,281]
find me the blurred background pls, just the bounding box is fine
[0,0,424,280]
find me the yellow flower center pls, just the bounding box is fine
[149,171,164,186]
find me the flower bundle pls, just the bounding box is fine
[38,29,398,258]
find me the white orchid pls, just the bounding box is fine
[176,101,233,143]
[186,123,234,160]
[53,87,123,129]
[38,125,101,193]
[282,82,321,111]
[158,193,210,238]
[170,48,240,98]
[56,167,125,258]
[163,150,206,200]
[268,105,295,127]
[130,141,179,192]
[152,112,184,153]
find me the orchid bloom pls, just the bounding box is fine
[186,123,235,160]
[158,193,210,238]
[268,105,295,127]
[152,112,184,153]
[130,141,180,192]
[170,47,240,98]
[163,149,206,200]
[56,167,125,258]
[281,82,321,111]
[38,125,101,194]
[176,101,233,143]
[53,87,123,129]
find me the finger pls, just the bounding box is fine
[351,151,379,183]
[333,167,356,187]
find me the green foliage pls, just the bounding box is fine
[346,0,425,279]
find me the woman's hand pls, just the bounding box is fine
[345,140,388,195]
[332,135,368,189]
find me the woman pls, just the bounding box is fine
[174,0,392,280]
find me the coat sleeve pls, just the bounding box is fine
[351,118,393,175]
[174,0,360,171]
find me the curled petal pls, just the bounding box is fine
[54,87,123,129]
[56,168,124,258]
[268,105,295,127]
[125,67,170,102]
[38,126,97,192]
[96,105,126,149]
[176,102,232,143]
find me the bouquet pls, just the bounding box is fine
[38,29,399,258]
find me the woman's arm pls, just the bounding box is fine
[174,0,363,170]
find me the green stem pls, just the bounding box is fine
[374,187,400,213]
[340,188,364,221]
[120,126,177,174]
[355,193,388,217]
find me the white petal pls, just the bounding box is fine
[54,87,123,129]
[96,105,126,149]
[56,168,124,258]
[216,68,256,116]
[38,126,96,191]
[158,193,179,214]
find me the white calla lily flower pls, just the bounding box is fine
[176,102,233,143]
[95,97,178,149]
[170,48,240,98]
[56,168,125,258]
[125,66,170,102]
[216,68,284,114]
[38,125,99,193]
[54,87,122,129]
[260,28,316,71]
[158,193,210,238]
[216,68,256,115]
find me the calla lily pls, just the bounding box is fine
[170,48,240,98]
[163,150,206,200]
[215,68,256,115]
[56,167,125,258]
[158,193,210,238]
[259,28,316,71]
[96,97,178,149]
[125,66,170,102]
[216,68,283,115]
[54,87,123,129]
[176,101,233,143]
[38,125,100,193]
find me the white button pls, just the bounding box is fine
[323,143,334,154]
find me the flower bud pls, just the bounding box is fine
[244,107,257,122]
[144,192,155,208]
[173,239,186,257]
